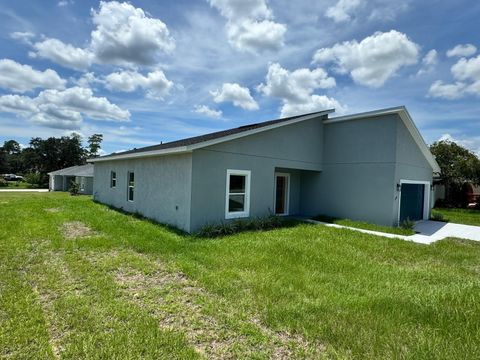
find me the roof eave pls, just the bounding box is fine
[89,110,334,162]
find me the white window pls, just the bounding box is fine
[110,171,116,188]
[127,172,134,202]
[225,169,251,219]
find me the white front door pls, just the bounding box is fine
[274,173,290,216]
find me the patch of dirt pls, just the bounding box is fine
[60,221,97,239]
[94,251,324,359]
[44,208,61,213]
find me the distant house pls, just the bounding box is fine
[48,164,94,195]
[89,106,441,233]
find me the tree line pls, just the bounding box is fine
[0,133,103,186]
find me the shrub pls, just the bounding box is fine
[430,210,446,222]
[197,215,286,238]
[400,218,415,231]
[0,179,7,187]
[24,172,47,188]
[69,181,80,196]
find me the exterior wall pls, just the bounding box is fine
[93,153,193,232]
[76,176,93,195]
[49,175,64,191]
[189,117,325,232]
[392,119,434,223]
[300,114,399,226]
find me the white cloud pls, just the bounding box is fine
[417,49,438,75]
[32,38,94,71]
[211,83,259,110]
[58,0,74,6]
[258,63,344,117]
[325,0,361,23]
[226,19,286,53]
[0,59,66,93]
[0,86,130,129]
[193,105,222,118]
[208,0,286,53]
[313,30,419,88]
[446,44,477,58]
[428,81,466,100]
[90,1,174,66]
[30,1,174,70]
[429,55,480,99]
[280,95,345,117]
[9,31,35,45]
[105,70,173,99]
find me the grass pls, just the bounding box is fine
[432,207,480,226]
[0,181,35,189]
[312,214,415,236]
[1,193,479,359]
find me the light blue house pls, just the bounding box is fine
[89,106,440,233]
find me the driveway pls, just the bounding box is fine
[305,218,480,245]
[410,220,480,244]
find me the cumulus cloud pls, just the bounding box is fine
[429,55,480,99]
[0,86,130,129]
[325,0,361,23]
[105,70,173,99]
[313,30,419,87]
[439,133,480,157]
[30,1,174,69]
[257,63,335,102]
[90,1,174,66]
[211,83,259,110]
[0,59,66,93]
[32,38,94,71]
[193,105,223,118]
[208,0,286,53]
[446,44,477,58]
[257,63,344,117]
[417,49,438,75]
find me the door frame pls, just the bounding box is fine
[274,172,290,216]
[397,179,431,224]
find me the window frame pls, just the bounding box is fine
[110,171,117,188]
[225,169,251,219]
[127,171,135,202]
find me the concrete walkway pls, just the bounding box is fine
[305,219,480,245]
[0,189,49,192]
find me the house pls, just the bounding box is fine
[48,164,94,195]
[88,106,441,233]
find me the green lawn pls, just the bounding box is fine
[1,193,479,359]
[433,207,480,226]
[312,214,415,235]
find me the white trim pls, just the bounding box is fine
[274,172,290,216]
[397,179,431,224]
[110,170,117,188]
[89,110,333,163]
[225,169,251,219]
[325,106,441,174]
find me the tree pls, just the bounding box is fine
[430,140,480,204]
[87,134,103,158]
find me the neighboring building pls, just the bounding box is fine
[48,164,94,195]
[89,106,441,233]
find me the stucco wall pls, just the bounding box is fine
[189,117,325,232]
[76,176,93,195]
[93,153,192,232]
[392,119,434,223]
[300,114,399,226]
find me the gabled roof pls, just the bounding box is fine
[89,110,334,162]
[324,106,441,173]
[48,164,94,177]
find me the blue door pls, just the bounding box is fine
[400,183,425,222]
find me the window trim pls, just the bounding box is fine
[274,172,290,216]
[225,169,251,219]
[127,171,134,202]
[110,171,116,188]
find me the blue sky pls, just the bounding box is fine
[0,0,479,155]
